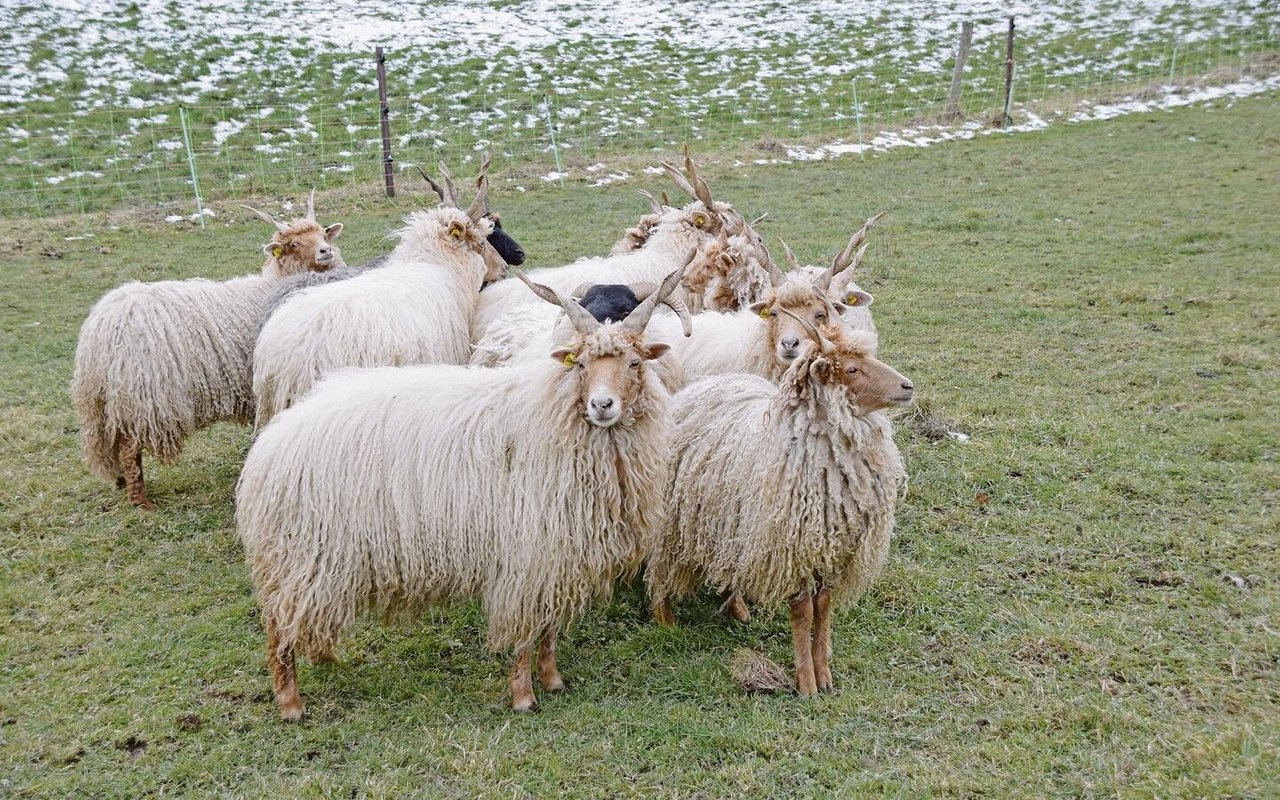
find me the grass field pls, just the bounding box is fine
[1,93,1278,797]
[1,1,1276,217]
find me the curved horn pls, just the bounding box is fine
[239,204,287,231]
[683,145,715,210]
[515,271,600,334]
[778,238,801,272]
[306,189,317,221]
[637,189,664,215]
[466,170,490,221]
[661,160,697,200]
[621,248,695,333]
[437,161,460,208]
[778,307,834,354]
[466,154,492,219]
[417,166,448,204]
[817,211,887,292]
[750,212,768,227]
[631,280,694,337]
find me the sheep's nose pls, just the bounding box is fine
[781,335,800,350]
[901,381,914,391]
[591,397,614,412]
[512,248,526,264]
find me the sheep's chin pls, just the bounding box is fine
[587,410,621,428]
[776,346,800,364]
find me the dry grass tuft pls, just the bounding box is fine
[730,649,794,695]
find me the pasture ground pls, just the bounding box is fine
[1,94,1277,797]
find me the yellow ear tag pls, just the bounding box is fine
[272,246,283,257]
[846,293,858,304]
[450,227,463,238]
[758,307,770,319]
[563,353,576,367]
[694,214,706,227]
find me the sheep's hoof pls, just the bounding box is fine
[653,601,676,628]
[511,697,539,713]
[278,703,305,723]
[542,676,567,693]
[130,495,157,511]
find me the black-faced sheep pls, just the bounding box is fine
[70,195,345,508]
[237,260,692,720]
[646,311,914,695]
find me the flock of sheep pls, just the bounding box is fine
[70,152,916,719]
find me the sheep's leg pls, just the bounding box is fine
[653,597,676,627]
[117,434,155,510]
[812,588,834,693]
[509,645,537,712]
[267,618,304,722]
[537,627,566,692]
[720,589,751,622]
[789,594,817,696]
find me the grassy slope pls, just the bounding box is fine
[1,95,1277,798]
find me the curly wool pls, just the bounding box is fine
[237,331,672,660]
[71,225,330,482]
[252,209,493,428]
[471,202,725,342]
[646,339,904,608]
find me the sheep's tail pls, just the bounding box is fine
[70,355,121,481]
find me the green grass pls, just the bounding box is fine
[2,94,1278,797]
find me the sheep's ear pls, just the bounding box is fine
[640,342,671,360]
[845,289,874,308]
[749,300,770,318]
[447,220,466,239]
[829,300,849,315]
[550,347,579,367]
[324,223,343,241]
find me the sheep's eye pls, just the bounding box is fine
[815,310,827,321]
[629,358,641,368]
[847,366,860,375]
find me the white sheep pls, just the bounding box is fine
[70,194,345,508]
[646,311,915,695]
[471,153,768,343]
[237,261,690,721]
[251,162,508,428]
[632,213,885,388]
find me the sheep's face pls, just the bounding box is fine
[484,212,526,266]
[265,220,344,278]
[750,281,846,366]
[815,327,914,414]
[437,209,508,284]
[551,330,670,428]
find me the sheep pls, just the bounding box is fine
[471,151,768,342]
[237,260,691,721]
[469,277,693,393]
[646,310,915,695]
[254,163,526,342]
[635,213,884,388]
[70,194,345,509]
[251,161,509,428]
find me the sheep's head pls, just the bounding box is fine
[750,278,845,366]
[780,310,914,414]
[660,148,728,237]
[242,190,345,279]
[417,159,509,284]
[687,229,771,312]
[518,253,693,428]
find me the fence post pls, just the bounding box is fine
[376,46,395,198]
[1001,17,1016,127]
[544,93,565,187]
[943,21,974,119]
[852,79,865,161]
[179,105,205,229]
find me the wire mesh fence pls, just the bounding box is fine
[1,21,1276,220]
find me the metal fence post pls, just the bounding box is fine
[1002,17,1017,127]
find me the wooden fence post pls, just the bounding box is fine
[1001,17,1016,127]
[943,21,974,120]
[376,46,395,197]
